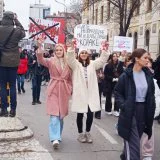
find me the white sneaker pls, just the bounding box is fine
[52,140,59,149]
[112,111,119,117]
[85,132,93,143]
[41,82,46,86]
[77,133,86,143]
[106,111,112,115]
[143,157,152,160]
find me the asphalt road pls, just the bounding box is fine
[17,82,160,160]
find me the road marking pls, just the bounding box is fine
[94,124,118,144]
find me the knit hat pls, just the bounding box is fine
[78,48,91,56]
[1,11,15,25]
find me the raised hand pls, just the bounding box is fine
[101,40,109,51]
[66,39,75,50]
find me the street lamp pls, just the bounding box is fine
[54,0,67,12]
[54,0,68,43]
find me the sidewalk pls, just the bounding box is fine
[0,117,53,160]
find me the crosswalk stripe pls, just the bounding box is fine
[94,124,118,144]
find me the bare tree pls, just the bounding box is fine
[63,0,82,39]
[68,0,83,16]
[105,0,159,36]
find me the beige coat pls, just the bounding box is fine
[66,49,110,113]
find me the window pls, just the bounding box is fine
[107,1,110,20]
[147,0,152,11]
[135,0,140,15]
[101,6,104,24]
[128,33,132,37]
[145,30,150,51]
[134,32,138,49]
[107,34,109,41]
[95,9,98,25]
[87,0,89,7]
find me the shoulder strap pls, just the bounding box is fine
[3,28,15,48]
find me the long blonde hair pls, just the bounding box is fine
[54,43,67,68]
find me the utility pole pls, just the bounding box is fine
[39,0,41,18]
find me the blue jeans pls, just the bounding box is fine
[49,116,63,142]
[17,74,25,92]
[0,67,17,110]
[32,75,42,102]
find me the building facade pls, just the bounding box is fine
[29,3,51,19]
[82,0,160,58]
[0,0,4,21]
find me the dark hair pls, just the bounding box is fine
[33,45,38,52]
[131,48,147,63]
[148,58,153,63]
[108,52,118,65]
[22,49,27,54]
[20,52,26,59]
[78,51,90,67]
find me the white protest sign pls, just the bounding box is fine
[74,24,107,50]
[113,36,133,52]
[25,45,32,50]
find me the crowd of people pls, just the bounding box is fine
[0,11,160,160]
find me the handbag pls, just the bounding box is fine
[0,28,15,62]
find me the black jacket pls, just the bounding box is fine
[0,11,25,67]
[103,61,124,94]
[29,53,45,77]
[114,64,156,140]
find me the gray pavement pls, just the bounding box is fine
[1,81,159,160]
[0,108,53,159]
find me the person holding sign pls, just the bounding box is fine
[66,40,110,143]
[36,40,72,149]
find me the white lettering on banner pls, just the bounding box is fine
[74,24,107,50]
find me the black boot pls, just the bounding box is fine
[21,88,25,93]
[32,101,36,105]
[9,109,16,117]
[21,83,25,93]
[158,117,160,124]
[95,111,101,119]
[120,153,125,160]
[36,100,42,104]
[0,109,8,117]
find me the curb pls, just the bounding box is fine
[0,117,34,142]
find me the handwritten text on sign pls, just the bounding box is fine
[113,36,133,52]
[74,24,107,50]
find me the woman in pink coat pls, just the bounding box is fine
[36,43,72,149]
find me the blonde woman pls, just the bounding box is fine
[36,43,72,149]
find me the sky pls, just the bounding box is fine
[4,0,70,30]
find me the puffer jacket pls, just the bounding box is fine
[0,11,25,67]
[17,58,28,75]
[114,64,156,141]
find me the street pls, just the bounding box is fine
[17,82,160,160]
